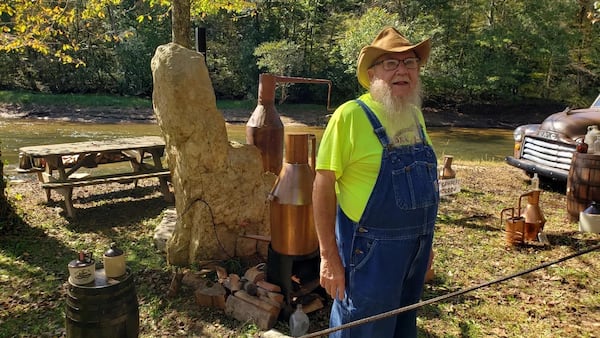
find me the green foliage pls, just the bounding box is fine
[0,0,599,104]
[254,39,303,75]
[338,7,400,75]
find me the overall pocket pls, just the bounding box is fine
[391,161,438,209]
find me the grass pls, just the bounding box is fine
[0,90,153,109]
[0,91,598,336]
[420,162,600,338]
[1,160,598,337]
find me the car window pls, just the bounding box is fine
[592,94,600,108]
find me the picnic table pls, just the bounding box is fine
[18,136,173,218]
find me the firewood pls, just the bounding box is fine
[256,287,285,304]
[242,281,258,296]
[256,280,281,293]
[234,290,280,317]
[225,292,278,330]
[194,280,226,309]
[302,296,324,314]
[222,273,241,292]
[244,263,266,283]
[215,265,228,282]
[181,271,206,289]
[258,294,282,309]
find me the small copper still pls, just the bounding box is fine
[519,190,546,241]
[500,189,546,245]
[246,74,331,175]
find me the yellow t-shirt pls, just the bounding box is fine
[315,93,432,222]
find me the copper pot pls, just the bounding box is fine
[269,133,318,256]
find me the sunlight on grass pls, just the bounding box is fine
[2,155,598,336]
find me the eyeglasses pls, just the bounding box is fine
[370,57,420,71]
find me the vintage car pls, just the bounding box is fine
[505,93,600,182]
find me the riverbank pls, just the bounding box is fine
[0,99,566,128]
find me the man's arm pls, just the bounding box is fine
[313,169,346,300]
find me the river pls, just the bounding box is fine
[0,118,513,177]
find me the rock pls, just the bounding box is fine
[153,207,177,252]
[151,43,275,265]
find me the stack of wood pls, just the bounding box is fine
[168,263,286,330]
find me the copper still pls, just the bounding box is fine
[269,133,318,256]
[246,74,332,175]
[500,189,546,245]
[519,190,546,241]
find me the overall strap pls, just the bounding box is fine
[409,108,427,145]
[354,99,390,148]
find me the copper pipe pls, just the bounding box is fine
[246,73,332,175]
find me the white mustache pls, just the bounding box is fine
[392,77,410,84]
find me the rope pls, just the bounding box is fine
[301,243,600,338]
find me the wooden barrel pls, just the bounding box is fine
[566,152,600,221]
[66,268,139,338]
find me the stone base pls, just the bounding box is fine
[154,207,177,252]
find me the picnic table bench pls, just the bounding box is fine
[18,136,173,218]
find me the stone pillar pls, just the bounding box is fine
[151,43,275,265]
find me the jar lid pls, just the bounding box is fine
[583,201,600,215]
[104,242,124,257]
[69,251,94,268]
[68,259,94,268]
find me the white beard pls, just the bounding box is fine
[370,78,423,144]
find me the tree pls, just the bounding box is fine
[0,0,255,65]
[172,0,192,48]
[254,39,304,103]
[1,0,599,104]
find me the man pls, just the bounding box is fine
[313,27,439,337]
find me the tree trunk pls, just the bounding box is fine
[171,0,192,48]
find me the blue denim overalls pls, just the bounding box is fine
[329,100,439,338]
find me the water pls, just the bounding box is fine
[430,127,514,162]
[0,119,513,175]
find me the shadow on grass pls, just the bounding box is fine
[0,196,75,336]
[46,184,173,233]
[546,231,600,261]
[0,195,76,275]
[1,187,180,336]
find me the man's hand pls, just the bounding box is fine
[320,251,346,300]
[313,169,345,300]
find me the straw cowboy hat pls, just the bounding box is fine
[356,27,431,89]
